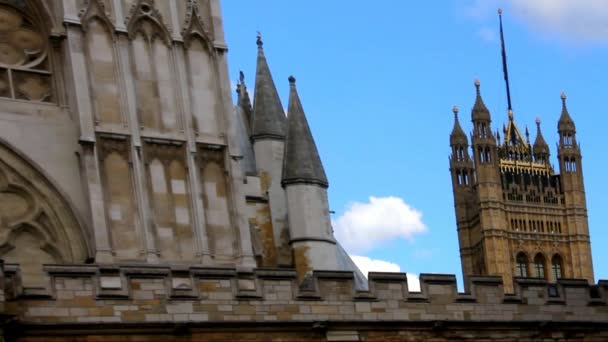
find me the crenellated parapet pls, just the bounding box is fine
[1,263,607,325]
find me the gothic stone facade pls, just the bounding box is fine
[0,0,605,340]
[449,82,594,293]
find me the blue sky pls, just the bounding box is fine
[221,1,608,288]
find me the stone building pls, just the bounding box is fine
[0,0,606,340]
[449,81,594,292]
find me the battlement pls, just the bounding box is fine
[1,263,607,325]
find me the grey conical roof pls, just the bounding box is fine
[450,105,468,146]
[471,80,491,122]
[533,118,550,155]
[281,76,329,188]
[251,36,286,141]
[558,92,576,132]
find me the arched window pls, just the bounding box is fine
[0,2,53,102]
[552,254,563,281]
[534,254,546,279]
[515,253,528,277]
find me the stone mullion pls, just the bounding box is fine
[214,49,255,267]
[173,43,212,264]
[115,32,159,263]
[64,25,113,263]
[112,0,127,32]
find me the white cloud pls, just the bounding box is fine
[468,0,608,43]
[332,196,427,254]
[350,255,420,292]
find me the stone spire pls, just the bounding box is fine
[558,91,576,132]
[471,79,490,122]
[450,105,468,146]
[533,117,549,156]
[282,76,328,188]
[251,33,286,141]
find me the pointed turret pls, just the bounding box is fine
[251,34,286,141]
[472,80,490,121]
[250,34,292,267]
[558,92,576,133]
[282,76,329,188]
[533,117,549,163]
[450,105,468,146]
[282,76,337,281]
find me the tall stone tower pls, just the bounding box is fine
[449,81,594,292]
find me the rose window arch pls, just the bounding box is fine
[0,3,52,102]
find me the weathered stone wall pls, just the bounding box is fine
[0,264,607,340]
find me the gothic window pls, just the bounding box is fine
[552,254,563,280]
[0,3,53,102]
[534,254,546,279]
[515,253,528,277]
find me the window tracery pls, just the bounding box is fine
[0,3,52,102]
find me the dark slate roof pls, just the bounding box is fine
[251,36,287,141]
[450,105,468,146]
[558,92,576,132]
[281,76,328,188]
[471,80,491,122]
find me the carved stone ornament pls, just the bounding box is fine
[125,0,171,46]
[197,144,225,167]
[79,0,115,33]
[182,0,211,49]
[98,135,131,161]
[143,140,186,165]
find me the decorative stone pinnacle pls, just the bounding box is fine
[452,104,459,114]
[474,79,480,94]
[508,109,514,120]
[288,75,296,85]
[256,31,263,47]
[498,8,503,15]
[536,117,541,125]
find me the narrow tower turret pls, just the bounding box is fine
[556,92,593,280]
[282,76,338,281]
[250,34,291,266]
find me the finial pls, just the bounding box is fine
[452,105,459,120]
[535,116,541,126]
[239,70,245,84]
[508,109,514,121]
[256,31,263,47]
[474,79,480,95]
[560,91,567,106]
[288,75,296,85]
[498,8,503,15]
[525,125,530,142]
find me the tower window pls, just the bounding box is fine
[515,253,528,277]
[552,254,563,280]
[534,254,546,279]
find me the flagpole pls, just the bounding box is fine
[499,8,513,112]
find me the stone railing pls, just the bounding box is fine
[0,263,607,324]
